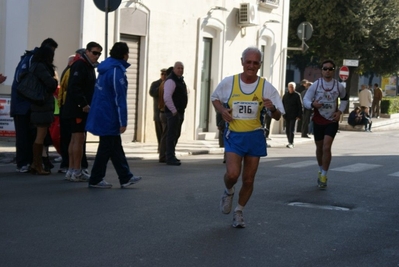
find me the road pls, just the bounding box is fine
[1,131,398,267]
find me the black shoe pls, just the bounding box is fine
[166,160,181,166]
[159,159,166,163]
[301,135,311,139]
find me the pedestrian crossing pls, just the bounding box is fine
[330,163,381,173]
[272,160,399,176]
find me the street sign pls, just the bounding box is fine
[297,22,313,41]
[93,0,121,12]
[339,66,350,81]
[343,59,359,67]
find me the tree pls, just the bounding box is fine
[288,0,399,76]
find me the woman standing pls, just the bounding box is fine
[29,46,58,175]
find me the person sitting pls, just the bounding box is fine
[348,106,372,132]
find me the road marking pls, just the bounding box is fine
[276,160,317,168]
[331,163,381,173]
[288,202,350,211]
[389,172,399,177]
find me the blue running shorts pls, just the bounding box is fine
[224,129,267,157]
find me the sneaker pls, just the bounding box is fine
[65,170,72,181]
[58,168,68,174]
[16,164,30,173]
[70,171,90,182]
[89,180,112,189]
[318,174,328,190]
[54,156,62,162]
[286,144,294,149]
[232,210,246,228]
[82,168,90,177]
[220,189,234,214]
[121,176,142,188]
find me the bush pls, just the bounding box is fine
[381,96,399,114]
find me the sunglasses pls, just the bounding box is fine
[91,51,102,56]
[322,67,335,71]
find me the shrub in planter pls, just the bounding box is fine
[381,96,399,114]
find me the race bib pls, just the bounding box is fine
[232,101,259,120]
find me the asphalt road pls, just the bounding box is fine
[1,131,398,267]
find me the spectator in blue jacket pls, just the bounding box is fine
[10,38,58,173]
[86,42,142,189]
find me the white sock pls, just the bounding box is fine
[226,187,234,194]
[319,166,323,172]
[321,169,328,176]
[235,205,244,212]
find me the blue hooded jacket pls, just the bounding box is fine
[86,57,130,136]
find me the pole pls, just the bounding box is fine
[104,0,109,59]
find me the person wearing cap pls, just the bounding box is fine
[149,68,168,153]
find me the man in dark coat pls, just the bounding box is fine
[282,82,303,148]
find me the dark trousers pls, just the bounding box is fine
[301,109,312,136]
[165,112,184,162]
[154,117,162,151]
[265,114,272,138]
[59,109,88,169]
[285,118,296,144]
[89,135,133,185]
[14,114,34,168]
[159,112,167,161]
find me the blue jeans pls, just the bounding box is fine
[89,135,133,185]
[165,112,184,161]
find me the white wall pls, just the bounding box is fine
[0,0,289,141]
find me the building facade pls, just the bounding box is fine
[0,0,290,142]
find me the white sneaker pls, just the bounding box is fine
[70,171,90,182]
[89,180,112,189]
[65,170,72,181]
[220,189,234,214]
[16,164,30,173]
[82,168,90,176]
[121,176,142,188]
[232,210,246,228]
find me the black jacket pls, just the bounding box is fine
[30,62,58,125]
[282,91,303,120]
[62,55,96,118]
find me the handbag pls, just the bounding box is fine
[17,63,46,105]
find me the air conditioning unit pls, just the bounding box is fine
[237,3,259,27]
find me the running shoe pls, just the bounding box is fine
[16,165,30,173]
[318,174,328,190]
[232,210,246,228]
[70,171,90,182]
[121,176,142,188]
[89,180,112,189]
[220,189,234,214]
[65,170,73,181]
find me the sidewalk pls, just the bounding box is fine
[2,113,399,164]
[0,133,314,163]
